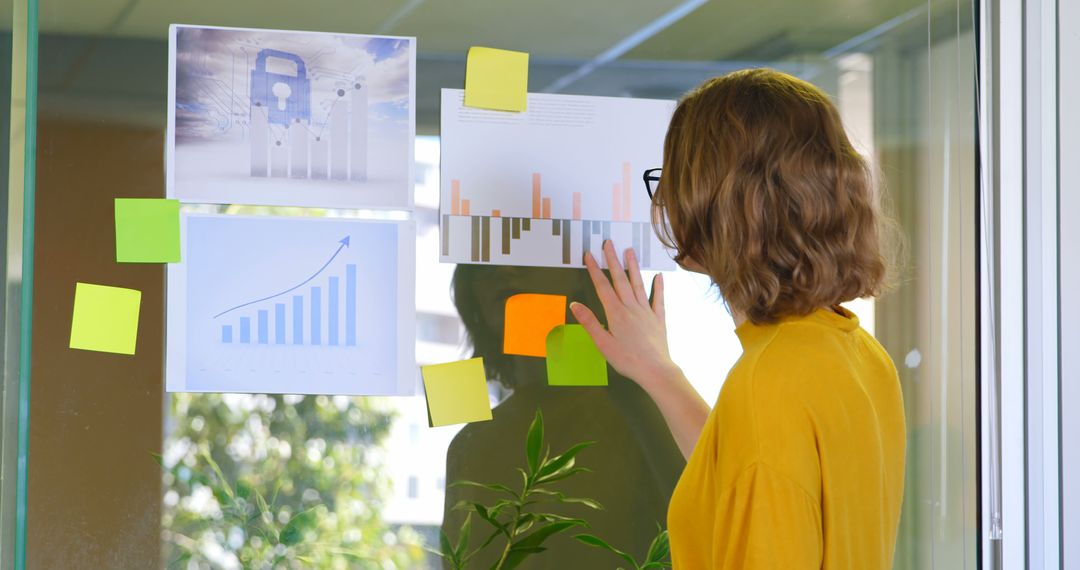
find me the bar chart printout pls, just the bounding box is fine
[439,89,677,270]
[166,215,415,396]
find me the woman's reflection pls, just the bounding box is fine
[441,264,685,569]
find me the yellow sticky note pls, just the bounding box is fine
[464,46,529,112]
[504,293,566,357]
[422,358,493,427]
[69,282,142,355]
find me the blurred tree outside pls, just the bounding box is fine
[160,392,427,569]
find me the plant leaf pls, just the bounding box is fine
[438,528,457,566]
[501,546,548,570]
[200,451,235,502]
[536,441,595,480]
[449,479,518,498]
[526,409,544,475]
[574,534,637,568]
[645,529,671,564]
[535,466,591,485]
[552,495,603,510]
[278,507,319,546]
[511,519,586,552]
[456,513,472,560]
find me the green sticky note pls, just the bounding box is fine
[546,325,608,386]
[115,198,181,263]
[422,358,493,427]
[464,46,529,112]
[69,282,142,355]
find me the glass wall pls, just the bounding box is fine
[17,0,978,568]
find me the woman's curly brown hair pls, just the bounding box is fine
[654,68,900,324]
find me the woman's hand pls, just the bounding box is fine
[570,240,681,390]
[573,241,710,458]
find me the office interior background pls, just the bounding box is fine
[0,0,1075,568]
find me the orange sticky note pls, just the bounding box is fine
[504,293,566,357]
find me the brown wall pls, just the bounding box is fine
[28,120,163,568]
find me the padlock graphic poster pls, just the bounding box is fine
[168,25,414,210]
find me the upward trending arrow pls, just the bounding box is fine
[213,235,351,319]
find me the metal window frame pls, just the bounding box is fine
[980,0,1063,567]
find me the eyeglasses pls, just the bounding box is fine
[643,168,661,200]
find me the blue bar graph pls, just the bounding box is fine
[217,257,362,349]
[311,286,322,345]
[275,303,286,344]
[292,295,303,345]
[328,276,339,346]
[346,264,356,346]
[258,310,269,344]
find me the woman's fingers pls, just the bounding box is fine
[602,241,635,304]
[624,248,650,307]
[583,251,620,312]
[569,301,615,355]
[651,273,666,321]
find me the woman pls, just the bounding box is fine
[571,69,905,569]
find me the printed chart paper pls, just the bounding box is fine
[166,214,415,395]
[439,89,676,270]
[167,25,416,210]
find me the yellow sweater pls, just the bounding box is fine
[667,307,905,569]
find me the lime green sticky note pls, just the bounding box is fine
[546,325,608,386]
[69,282,142,355]
[115,198,181,263]
[464,46,529,112]
[422,358,493,427]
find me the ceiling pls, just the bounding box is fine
[31,0,925,59]
[20,0,941,130]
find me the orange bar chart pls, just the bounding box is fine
[451,179,461,215]
[542,198,552,219]
[611,183,622,221]
[461,199,471,215]
[572,192,582,220]
[532,173,542,218]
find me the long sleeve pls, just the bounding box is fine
[712,462,822,569]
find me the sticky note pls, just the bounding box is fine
[546,325,608,386]
[504,293,566,357]
[115,198,181,263]
[69,282,142,355]
[422,358,493,427]
[464,47,529,112]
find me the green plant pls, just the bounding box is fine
[159,393,424,569]
[436,408,602,569]
[154,450,334,566]
[436,408,672,570]
[575,524,672,570]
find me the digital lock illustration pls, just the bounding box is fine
[250,48,312,126]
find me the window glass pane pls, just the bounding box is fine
[26,1,977,568]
